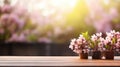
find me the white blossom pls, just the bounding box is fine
[91,34,98,41]
[96,32,102,37]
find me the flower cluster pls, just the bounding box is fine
[90,32,104,51]
[0,3,27,41]
[85,0,119,34]
[69,34,89,54]
[104,30,120,51]
[0,1,74,43]
[69,30,120,54]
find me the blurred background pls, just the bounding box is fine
[0,0,120,56]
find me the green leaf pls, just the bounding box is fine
[27,34,38,42]
[82,31,90,41]
[112,38,116,44]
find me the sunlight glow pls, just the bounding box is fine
[1,0,78,17]
[103,0,110,5]
[28,0,77,15]
[50,0,77,9]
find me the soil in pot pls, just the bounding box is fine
[92,51,101,59]
[105,50,114,60]
[80,52,88,59]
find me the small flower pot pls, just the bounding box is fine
[105,50,114,60]
[80,52,88,59]
[92,51,101,59]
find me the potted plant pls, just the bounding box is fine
[90,32,104,59]
[103,30,120,60]
[69,32,89,59]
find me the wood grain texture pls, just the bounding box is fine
[0,56,120,66]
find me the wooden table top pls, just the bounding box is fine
[0,56,120,66]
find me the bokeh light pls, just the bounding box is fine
[0,0,120,44]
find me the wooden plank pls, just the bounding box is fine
[0,56,119,66]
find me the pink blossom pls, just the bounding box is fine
[109,7,118,18]
[73,50,80,54]
[77,35,86,45]
[79,35,84,39]
[91,34,97,41]
[69,34,89,54]
[104,39,109,45]
[83,49,89,54]
[77,39,82,44]
[115,43,120,48]
[1,4,12,13]
[0,14,17,25]
[12,6,28,17]
[0,13,25,33]
[93,17,112,33]
[96,32,102,37]
[75,45,79,49]
[98,41,105,51]
[86,0,102,14]
[7,33,27,42]
[69,44,74,50]
[116,32,120,35]
[110,30,116,34]
[105,36,111,41]
[106,32,113,39]
[30,11,47,26]
[90,32,105,51]
[85,0,117,33]
[78,35,86,42]
[70,38,77,46]
[99,37,104,42]
[17,19,25,29]
[117,39,120,43]
[103,30,120,50]
[8,14,20,24]
[115,32,120,39]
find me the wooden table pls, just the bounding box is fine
[0,56,120,67]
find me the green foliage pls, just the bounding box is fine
[27,34,38,42]
[90,41,95,49]
[112,38,116,44]
[23,19,36,30]
[82,32,90,41]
